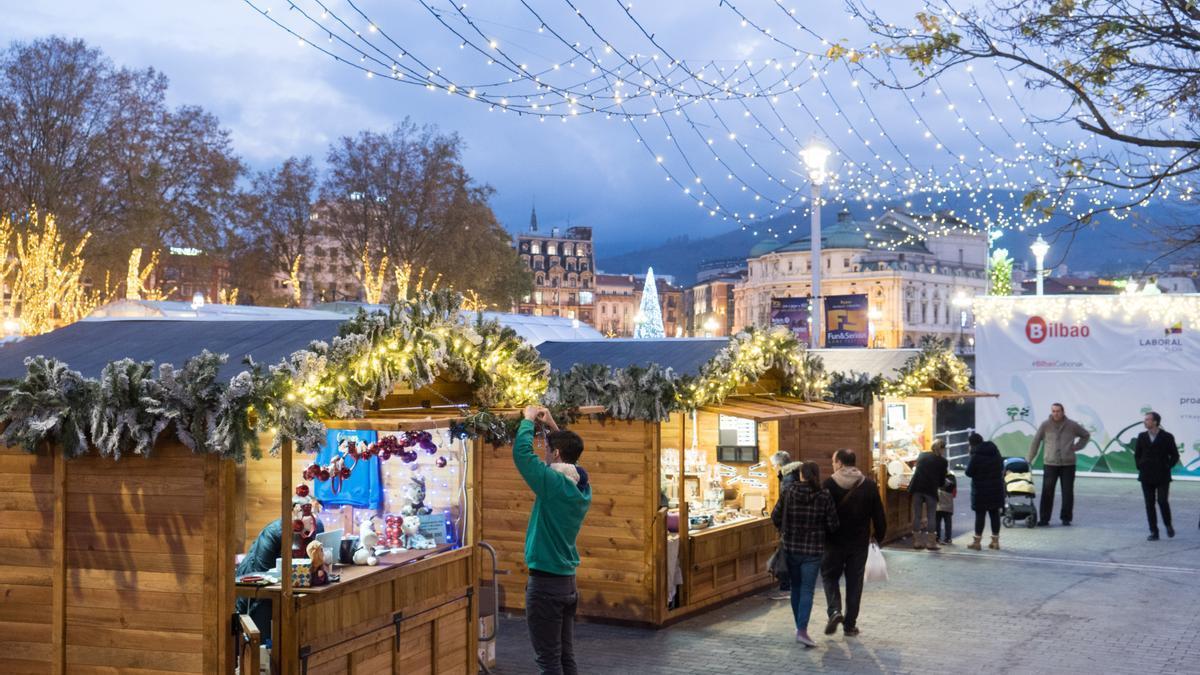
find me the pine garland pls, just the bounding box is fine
[0,290,548,461]
[0,356,95,457]
[880,337,972,397]
[545,326,830,421]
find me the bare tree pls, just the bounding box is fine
[847,0,1200,262]
[322,120,530,304]
[243,156,318,274]
[0,36,241,274]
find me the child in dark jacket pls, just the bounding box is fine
[936,472,957,545]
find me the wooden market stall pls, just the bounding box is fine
[814,346,987,544]
[236,382,503,675]
[871,390,997,543]
[482,339,870,626]
[0,302,544,674]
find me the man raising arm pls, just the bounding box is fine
[514,405,592,675]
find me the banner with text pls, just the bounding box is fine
[824,294,869,348]
[975,296,1200,478]
[770,297,810,346]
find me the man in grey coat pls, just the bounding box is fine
[1027,403,1091,526]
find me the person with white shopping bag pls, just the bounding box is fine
[820,449,887,638]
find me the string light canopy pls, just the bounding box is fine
[242,1,1190,245]
[972,295,1200,330]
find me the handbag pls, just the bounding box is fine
[767,546,789,580]
[864,542,889,583]
[767,488,790,580]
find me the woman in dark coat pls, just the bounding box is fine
[908,439,949,550]
[965,432,1005,551]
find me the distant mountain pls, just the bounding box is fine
[597,196,1165,286]
[597,228,762,285]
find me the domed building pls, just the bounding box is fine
[733,209,987,348]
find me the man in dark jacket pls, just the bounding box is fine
[821,448,887,638]
[1135,411,1180,541]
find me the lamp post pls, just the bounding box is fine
[1031,235,1050,296]
[801,140,831,348]
[867,307,882,348]
[952,291,971,352]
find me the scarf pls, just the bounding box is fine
[831,466,865,490]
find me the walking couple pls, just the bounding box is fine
[771,449,886,648]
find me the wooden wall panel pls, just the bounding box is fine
[480,418,658,623]
[0,446,54,674]
[63,443,213,673]
[1,439,232,675]
[795,409,870,482]
[293,548,475,675]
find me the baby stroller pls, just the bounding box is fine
[1001,457,1038,528]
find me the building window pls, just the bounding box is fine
[535,291,543,304]
[921,303,928,324]
[906,301,913,324]
[547,243,557,256]
[958,248,964,264]
[843,257,850,268]
[531,242,541,255]
[563,243,574,256]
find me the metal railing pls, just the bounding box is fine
[936,427,976,465]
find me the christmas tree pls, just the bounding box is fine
[634,267,666,339]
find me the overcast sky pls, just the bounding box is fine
[3,1,1150,261]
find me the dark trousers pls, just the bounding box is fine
[525,574,578,675]
[911,493,938,533]
[821,544,868,630]
[935,511,952,541]
[1141,482,1173,534]
[1040,464,1076,523]
[974,508,1000,536]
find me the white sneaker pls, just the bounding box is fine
[796,630,818,648]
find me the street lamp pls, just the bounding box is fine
[801,140,831,347]
[952,292,971,352]
[1030,235,1050,296]
[867,307,882,348]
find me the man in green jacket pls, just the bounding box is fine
[514,405,591,675]
[1027,402,1091,526]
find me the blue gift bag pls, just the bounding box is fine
[312,429,382,509]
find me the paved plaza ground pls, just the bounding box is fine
[490,477,1200,674]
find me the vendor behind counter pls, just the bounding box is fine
[235,515,326,639]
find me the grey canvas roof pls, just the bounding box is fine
[536,340,930,379]
[536,339,727,376]
[0,320,344,380]
[810,348,919,379]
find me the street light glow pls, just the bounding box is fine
[800,141,831,185]
[1030,234,1050,262]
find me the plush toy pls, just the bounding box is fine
[402,514,436,550]
[291,495,320,557]
[352,517,380,566]
[306,540,329,586]
[400,474,433,517]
